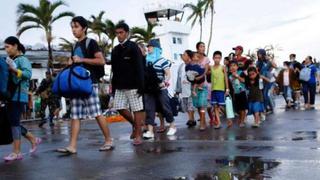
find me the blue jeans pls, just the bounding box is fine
[263,82,273,111]
[144,89,174,126]
[302,83,316,105]
[283,86,293,103]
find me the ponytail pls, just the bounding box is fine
[4,36,26,54]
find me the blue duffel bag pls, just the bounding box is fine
[52,65,93,98]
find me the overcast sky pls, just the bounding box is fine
[0,0,319,63]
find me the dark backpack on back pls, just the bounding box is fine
[144,61,161,94]
[72,38,105,81]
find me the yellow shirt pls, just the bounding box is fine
[211,65,225,91]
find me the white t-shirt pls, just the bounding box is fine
[283,70,289,86]
[179,63,192,98]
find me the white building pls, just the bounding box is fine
[143,3,191,95]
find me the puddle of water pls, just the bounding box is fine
[236,145,274,152]
[165,156,281,180]
[144,146,184,154]
[292,131,317,141]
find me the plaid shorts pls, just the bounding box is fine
[114,89,144,112]
[71,84,102,120]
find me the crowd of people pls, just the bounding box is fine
[1,16,319,162]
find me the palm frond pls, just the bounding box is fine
[52,11,74,23]
[17,25,41,36]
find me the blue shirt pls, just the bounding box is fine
[12,55,32,103]
[306,64,317,84]
[229,71,246,94]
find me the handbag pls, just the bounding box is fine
[225,96,235,119]
[52,64,93,98]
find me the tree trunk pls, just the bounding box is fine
[47,40,53,71]
[46,30,53,72]
[200,18,203,42]
[207,7,214,56]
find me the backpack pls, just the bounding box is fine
[299,67,311,82]
[52,64,93,98]
[0,57,9,99]
[144,61,162,94]
[72,38,105,81]
[0,57,21,101]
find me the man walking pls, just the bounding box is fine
[111,22,145,145]
[57,16,113,154]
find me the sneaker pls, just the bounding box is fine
[30,137,42,154]
[166,127,177,136]
[3,153,23,162]
[252,122,260,128]
[261,114,266,121]
[143,131,154,139]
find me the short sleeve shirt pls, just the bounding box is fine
[73,38,101,83]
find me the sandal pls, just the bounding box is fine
[99,140,114,151]
[132,138,143,146]
[30,137,42,154]
[56,147,77,154]
[156,127,166,133]
[214,124,221,129]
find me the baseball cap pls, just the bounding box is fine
[147,39,161,49]
[232,45,243,51]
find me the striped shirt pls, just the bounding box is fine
[152,58,171,82]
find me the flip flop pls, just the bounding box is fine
[56,147,77,154]
[132,138,143,146]
[156,128,166,133]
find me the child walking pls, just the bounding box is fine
[208,51,230,129]
[245,67,270,128]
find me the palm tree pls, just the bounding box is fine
[58,37,75,52]
[184,0,206,41]
[103,19,125,48]
[88,11,106,44]
[203,0,215,55]
[17,0,74,69]
[131,23,157,44]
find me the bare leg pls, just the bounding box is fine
[158,113,165,130]
[199,108,206,130]
[254,112,261,125]
[188,110,195,121]
[96,115,112,144]
[13,140,21,154]
[24,132,37,149]
[133,111,144,140]
[118,109,134,126]
[214,106,221,126]
[68,119,80,150]
[118,109,135,138]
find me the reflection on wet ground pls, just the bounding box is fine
[292,131,317,141]
[165,156,281,180]
[2,98,320,179]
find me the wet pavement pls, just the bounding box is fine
[1,97,320,180]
